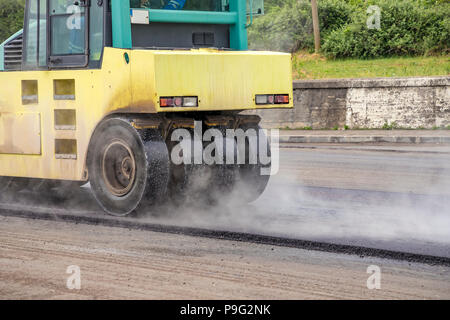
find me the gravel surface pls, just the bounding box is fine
[1,216,449,300]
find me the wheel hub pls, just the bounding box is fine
[102,140,136,197]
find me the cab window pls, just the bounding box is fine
[50,0,86,56]
[23,0,47,68]
[47,0,104,68]
[90,0,104,61]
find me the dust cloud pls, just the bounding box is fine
[1,146,450,253]
[142,147,450,248]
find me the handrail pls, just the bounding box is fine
[0,29,23,71]
[0,29,23,47]
[147,9,237,25]
[113,0,248,50]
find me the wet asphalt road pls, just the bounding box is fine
[255,144,450,258]
[1,143,450,259]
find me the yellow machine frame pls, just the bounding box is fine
[0,48,293,182]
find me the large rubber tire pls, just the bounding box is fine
[87,118,170,216]
[166,123,270,206]
[206,132,240,204]
[185,124,270,205]
[166,128,214,205]
[233,124,271,204]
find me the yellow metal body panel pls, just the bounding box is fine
[0,113,41,155]
[0,47,293,181]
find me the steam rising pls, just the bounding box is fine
[141,146,450,247]
[1,146,450,256]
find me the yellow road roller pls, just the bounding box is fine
[0,0,293,216]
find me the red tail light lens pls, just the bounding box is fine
[275,94,290,104]
[160,98,174,107]
[160,96,198,108]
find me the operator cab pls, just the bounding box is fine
[21,0,105,70]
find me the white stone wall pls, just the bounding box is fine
[249,76,450,129]
[346,86,443,128]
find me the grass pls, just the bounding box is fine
[382,122,399,130]
[282,126,313,130]
[292,52,450,79]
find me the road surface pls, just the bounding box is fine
[0,143,449,299]
[1,216,449,299]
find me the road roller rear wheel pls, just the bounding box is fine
[166,128,214,205]
[87,118,169,216]
[197,124,271,205]
[205,132,240,204]
[165,122,270,206]
[233,124,271,204]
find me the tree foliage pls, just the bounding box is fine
[0,0,25,44]
[248,0,354,52]
[249,0,449,58]
[1,0,448,59]
[322,0,450,58]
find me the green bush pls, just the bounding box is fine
[322,0,450,58]
[318,0,353,38]
[0,0,25,44]
[249,0,449,57]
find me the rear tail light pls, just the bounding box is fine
[275,94,290,104]
[255,95,271,105]
[160,96,198,108]
[255,94,290,105]
[182,97,198,107]
[174,97,183,107]
[160,97,174,107]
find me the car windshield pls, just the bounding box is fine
[130,0,229,11]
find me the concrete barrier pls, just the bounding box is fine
[245,76,450,129]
